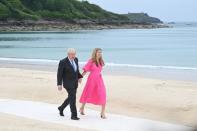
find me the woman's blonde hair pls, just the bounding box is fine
[91,48,104,66]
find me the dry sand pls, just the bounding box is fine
[0,113,95,131]
[0,67,197,127]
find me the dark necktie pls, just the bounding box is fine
[71,60,76,72]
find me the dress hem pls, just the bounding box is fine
[79,101,106,106]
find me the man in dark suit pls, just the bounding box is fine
[57,48,83,120]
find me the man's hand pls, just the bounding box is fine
[78,78,82,84]
[58,85,62,91]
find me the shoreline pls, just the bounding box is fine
[0,58,197,82]
[0,20,170,32]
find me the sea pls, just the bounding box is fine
[0,22,197,81]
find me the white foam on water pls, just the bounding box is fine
[105,63,197,70]
[1,57,197,70]
[0,57,59,63]
[0,99,191,131]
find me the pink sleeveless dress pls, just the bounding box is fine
[79,59,106,105]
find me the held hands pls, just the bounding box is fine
[57,85,62,91]
[79,71,86,84]
[78,78,82,84]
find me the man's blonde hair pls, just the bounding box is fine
[67,48,76,54]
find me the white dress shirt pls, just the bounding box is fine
[69,58,77,72]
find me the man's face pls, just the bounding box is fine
[68,52,76,60]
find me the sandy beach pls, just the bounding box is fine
[0,67,197,129]
[0,112,94,131]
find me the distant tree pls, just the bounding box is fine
[0,3,11,20]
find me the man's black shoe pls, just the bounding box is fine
[58,107,64,116]
[71,116,80,120]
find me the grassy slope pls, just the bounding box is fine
[0,0,127,22]
[0,0,162,24]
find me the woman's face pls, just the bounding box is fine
[96,50,102,59]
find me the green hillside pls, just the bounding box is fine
[0,0,128,22]
[0,0,162,24]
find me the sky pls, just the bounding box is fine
[87,0,197,22]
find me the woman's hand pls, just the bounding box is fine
[82,71,87,77]
[78,78,82,84]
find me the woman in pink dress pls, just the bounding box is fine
[79,48,106,119]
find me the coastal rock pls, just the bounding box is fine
[0,0,169,31]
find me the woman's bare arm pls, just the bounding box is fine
[82,71,87,77]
